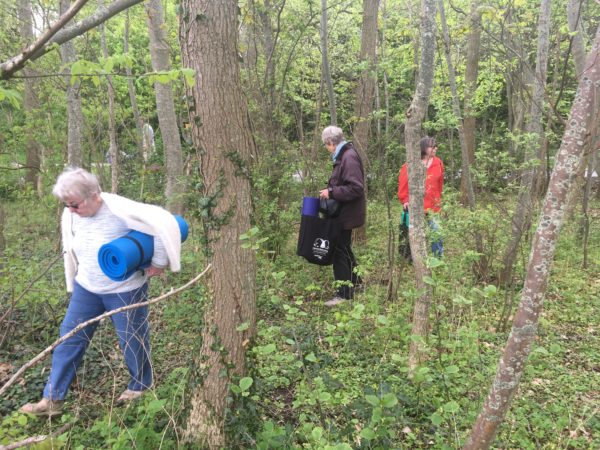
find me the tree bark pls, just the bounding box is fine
[461,0,482,201]
[320,0,337,125]
[60,0,84,168]
[405,0,436,374]
[145,0,184,214]
[99,8,119,193]
[464,24,600,450]
[17,0,41,189]
[179,1,257,446]
[499,0,551,287]
[352,0,379,166]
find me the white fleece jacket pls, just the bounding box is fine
[62,193,182,292]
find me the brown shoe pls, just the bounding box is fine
[117,389,146,404]
[19,398,64,417]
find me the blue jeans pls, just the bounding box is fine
[43,282,152,400]
[429,218,443,257]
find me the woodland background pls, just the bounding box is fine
[0,0,598,448]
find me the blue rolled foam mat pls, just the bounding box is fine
[98,215,188,281]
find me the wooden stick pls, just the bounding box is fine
[0,265,211,397]
[0,422,72,450]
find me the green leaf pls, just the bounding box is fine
[444,365,460,375]
[17,414,27,426]
[365,394,380,407]
[443,400,460,413]
[427,257,444,268]
[258,343,276,355]
[423,276,436,286]
[318,392,331,402]
[381,393,398,408]
[147,399,166,414]
[311,426,323,441]
[360,428,377,440]
[431,412,443,426]
[239,377,253,391]
[305,352,317,362]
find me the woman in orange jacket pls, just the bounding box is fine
[397,136,444,258]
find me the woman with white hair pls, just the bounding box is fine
[319,126,366,306]
[20,167,182,416]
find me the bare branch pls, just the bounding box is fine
[0,0,89,80]
[0,0,145,81]
[0,265,212,397]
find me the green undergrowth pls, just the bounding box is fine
[0,192,598,449]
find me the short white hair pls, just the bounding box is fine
[52,167,101,201]
[321,126,345,146]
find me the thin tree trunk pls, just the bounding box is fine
[124,10,144,158]
[352,0,379,242]
[179,0,257,446]
[499,0,551,287]
[59,0,84,168]
[461,0,482,201]
[18,0,41,189]
[405,0,436,374]
[320,0,337,125]
[145,0,184,214]
[0,205,5,271]
[464,25,600,449]
[352,0,379,166]
[99,10,119,193]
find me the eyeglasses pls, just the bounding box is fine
[63,199,85,210]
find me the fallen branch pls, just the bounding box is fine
[0,265,211,396]
[0,422,72,450]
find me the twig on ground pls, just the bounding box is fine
[0,422,73,450]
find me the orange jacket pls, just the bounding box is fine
[397,156,444,213]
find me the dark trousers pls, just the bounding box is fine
[333,229,362,299]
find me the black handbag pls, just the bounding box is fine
[297,215,340,265]
[319,198,341,218]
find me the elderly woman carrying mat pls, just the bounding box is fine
[20,167,182,416]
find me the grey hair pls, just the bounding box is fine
[321,126,345,146]
[52,167,101,201]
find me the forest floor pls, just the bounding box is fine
[0,192,598,449]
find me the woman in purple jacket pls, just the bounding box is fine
[319,126,366,306]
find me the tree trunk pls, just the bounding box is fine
[499,0,551,287]
[179,0,257,446]
[18,0,41,189]
[460,0,482,201]
[59,0,84,168]
[145,0,184,214]
[0,204,5,271]
[464,24,600,450]
[320,0,337,125]
[124,10,145,158]
[352,0,379,166]
[405,0,436,374]
[99,11,119,193]
[352,0,379,242]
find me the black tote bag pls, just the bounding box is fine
[297,215,340,266]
